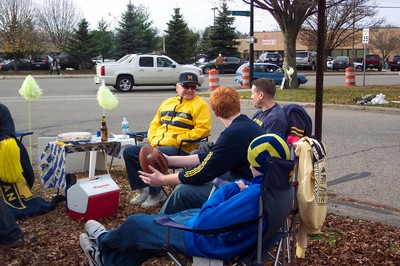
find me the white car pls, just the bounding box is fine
[353,62,363,70]
[95,54,204,92]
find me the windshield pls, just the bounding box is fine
[296,52,307,57]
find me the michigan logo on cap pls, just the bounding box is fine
[247,134,290,173]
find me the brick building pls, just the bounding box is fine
[237,27,400,61]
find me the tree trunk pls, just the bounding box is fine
[283,30,298,88]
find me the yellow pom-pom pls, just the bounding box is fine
[0,138,23,183]
[97,83,119,110]
[19,75,43,100]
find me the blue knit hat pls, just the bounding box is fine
[247,133,290,173]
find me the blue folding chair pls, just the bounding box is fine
[154,156,295,266]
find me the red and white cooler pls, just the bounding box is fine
[67,174,120,221]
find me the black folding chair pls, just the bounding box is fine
[154,156,295,266]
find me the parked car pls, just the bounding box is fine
[296,51,317,70]
[326,56,334,69]
[389,55,400,71]
[95,54,204,92]
[0,59,31,71]
[329,56,350,71]
[31,55,52,70]
[197,56,245,74]
[352,61,363,70]
[58,52,94,70]
[92,57,116,65]
[234,63,308,86]
[256,52,283,67]
[364,54,382,71]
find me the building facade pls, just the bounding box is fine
[237,28,400,62]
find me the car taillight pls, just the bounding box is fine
[100,66,105,76]
[389,60,394,63]
[307,57,310,62]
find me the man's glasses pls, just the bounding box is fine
[179,83,197,90]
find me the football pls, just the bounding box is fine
[139,145,169,174]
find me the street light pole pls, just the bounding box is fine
[211,7,218,26]
[108,13,119,38]
[108,13,119,57]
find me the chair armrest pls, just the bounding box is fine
[15,131,34,141]
[178,136,209,153]
[180,136,208,144]
[126,131,147,143]
[212,178,230,188]
[154,215,260,235]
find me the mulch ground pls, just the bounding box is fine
[1,166,399,266]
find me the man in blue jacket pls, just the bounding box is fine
[79,133,290,266]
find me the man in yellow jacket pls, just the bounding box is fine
[123,73,211,208]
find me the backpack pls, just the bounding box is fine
[282,104,313,144]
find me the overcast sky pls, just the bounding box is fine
[73,0,399,34]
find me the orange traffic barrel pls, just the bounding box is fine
[208,68,220,91]
[242,66,250,87]
[345,67,356,86]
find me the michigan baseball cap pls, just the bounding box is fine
[178,72,200,86]
[247,133,290,173]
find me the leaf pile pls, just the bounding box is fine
[1,166,399,265]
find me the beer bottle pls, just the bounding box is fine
[101,115,108,142]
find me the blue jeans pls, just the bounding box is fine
[123,145,187,195]
[0,196,23,245]
[98,209,200,266]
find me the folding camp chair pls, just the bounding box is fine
[154,156,295,266]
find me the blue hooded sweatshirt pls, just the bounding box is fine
[183,174,265,260]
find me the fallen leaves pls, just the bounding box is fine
[1,166,399,265]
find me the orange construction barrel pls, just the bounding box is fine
[208,68,220,91]
[345,67,356,86]
[242,66,250,87]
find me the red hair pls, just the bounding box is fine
[210,86,240,118]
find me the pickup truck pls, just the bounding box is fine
[94,54,204,92]
[364,54,382,71]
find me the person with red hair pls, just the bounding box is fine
[140,86,265,214]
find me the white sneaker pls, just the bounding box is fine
[85,220,107,244]
[79,233,103,266]
[130,187,150,205]
[140,191,167,208]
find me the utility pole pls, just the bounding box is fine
[249,0,254,86]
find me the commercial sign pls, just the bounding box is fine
[262,39,277,46]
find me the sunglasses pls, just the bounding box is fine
[179,83,197,90]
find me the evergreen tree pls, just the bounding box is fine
[209,3,240,59]
[114,1,158,58]
[65,18,97,69]
[91,19,113,60]
[164,8,191,63]
[199,27,213,56]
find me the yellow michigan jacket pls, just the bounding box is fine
[148,95,211,154]
[294,137,328,258]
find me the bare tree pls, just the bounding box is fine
[241,0,320,88]
[0,0,39,70]
[36,0,82,51]
[369,25,400,64]
[299,0,383,58]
